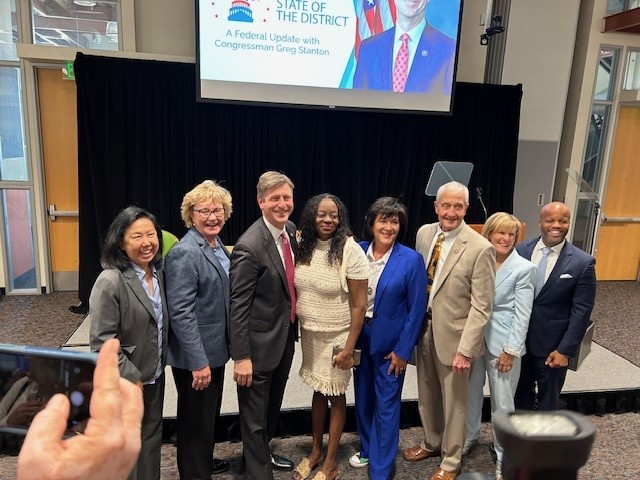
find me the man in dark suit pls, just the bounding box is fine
[353,0,455,94]
[229,171,297,479]
[515,202,597,411]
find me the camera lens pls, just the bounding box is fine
[70,390,85,407]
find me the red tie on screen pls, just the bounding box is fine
[393,33,410,93]
[281,232,296,322]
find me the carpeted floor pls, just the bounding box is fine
[0,283,638,479]
[590,281,640,367]
[0,291,84,347]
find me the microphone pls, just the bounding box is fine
[476,187,488,223]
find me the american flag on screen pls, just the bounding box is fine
[354,0,397,58]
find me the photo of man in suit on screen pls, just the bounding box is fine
[353,0,456,94]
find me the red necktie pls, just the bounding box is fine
[281,232,296,322]
[393,33,410,93]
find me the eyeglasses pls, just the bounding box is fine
[193,207,225,219]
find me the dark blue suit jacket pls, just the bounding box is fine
[516,239,596,358]
[353,23,455,93]
[358,241,427,361]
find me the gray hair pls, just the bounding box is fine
[436,181,469,205]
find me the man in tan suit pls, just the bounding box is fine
[403,181,495,480]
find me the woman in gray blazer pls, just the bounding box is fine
[89,206,168,480]
[164,180,233,479]
[464,212,536,480]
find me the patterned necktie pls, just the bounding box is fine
[392,33,410,93]
[427,233,445,294]
[281,232,296,322]
[535,246,552,296]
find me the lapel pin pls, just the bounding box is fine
[422,50,428,57]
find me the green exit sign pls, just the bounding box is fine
[64,60,75,80]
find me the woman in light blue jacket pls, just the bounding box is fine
[464,212,536,480]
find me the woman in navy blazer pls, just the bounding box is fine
[464,212,536,480]
[165,180,233,479]
[351,197,427,480]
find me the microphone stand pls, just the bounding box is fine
[476,187,488,223]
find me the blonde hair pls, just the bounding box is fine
[180,180,233,228]
[256,171,294,200]
[482,212,522,244]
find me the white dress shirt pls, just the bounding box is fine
[262,216,294,267]
[531,238,565,285]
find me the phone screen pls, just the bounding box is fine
[0,346,96,436]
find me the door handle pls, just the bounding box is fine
[48,204,78,221]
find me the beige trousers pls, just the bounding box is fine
[416,324,470,473]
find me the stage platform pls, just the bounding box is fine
[64,315,640,440]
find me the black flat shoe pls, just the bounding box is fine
[271,453,294,470]
[211,458,230,475]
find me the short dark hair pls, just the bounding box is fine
[100,206,163,271]
[296,193,352,267]
[362,197,409,242]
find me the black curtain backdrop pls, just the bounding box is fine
[75,53,522,305]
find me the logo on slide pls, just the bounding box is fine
[228,0,254,23]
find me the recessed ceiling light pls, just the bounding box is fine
[73,0,97,6]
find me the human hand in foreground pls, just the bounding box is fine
[17,338,143,480]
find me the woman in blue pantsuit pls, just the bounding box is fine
[351,197,427,480]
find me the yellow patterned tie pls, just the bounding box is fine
[427,233,445,294]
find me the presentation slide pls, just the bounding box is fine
[197,0,462,113]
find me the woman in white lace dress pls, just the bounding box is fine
[292,194,368,480]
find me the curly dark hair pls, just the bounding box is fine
[362,196,409,242]
[296,194,353,267]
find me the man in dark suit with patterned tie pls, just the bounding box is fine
[229,171,297,479]
[515,202,597,411]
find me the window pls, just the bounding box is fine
[0,0,18,61]
[31,0,120,51]
[573,46,620,253]
[0,67,28,181]
[594,48,618,101]
[606,0,640,14]
[623,49,640,90]
[582,47,619,192]
[1,189,37,291]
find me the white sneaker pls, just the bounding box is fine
[349,452,369,468]
[462,438,477,456]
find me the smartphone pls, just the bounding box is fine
[0,344,97,436]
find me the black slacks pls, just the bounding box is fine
[238,328,295,480]
[172,365,225,480]
[514,352,568,411]
[129,372,165,480]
